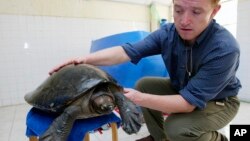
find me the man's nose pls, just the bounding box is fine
[180,12,191,26]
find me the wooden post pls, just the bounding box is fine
[111,122,118,141]
[83,132,90,141]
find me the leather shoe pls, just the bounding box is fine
[136,135,154,141]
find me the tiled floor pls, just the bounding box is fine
[0,102,249,141]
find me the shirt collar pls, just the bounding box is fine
[195,19,216,47]
[174,19,216,48]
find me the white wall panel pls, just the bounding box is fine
[237,0,250,102]
[0,14,149,106]
[214,0,238,37]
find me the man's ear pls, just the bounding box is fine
[210,5,221,18]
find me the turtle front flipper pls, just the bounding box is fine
[39,105,81,141]
[113,90,143,134]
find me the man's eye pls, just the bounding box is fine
[175,10,182,14]
[193,10,201,15]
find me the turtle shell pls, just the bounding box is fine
[24,64,120,112]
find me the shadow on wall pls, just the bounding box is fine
[90,31,169,88]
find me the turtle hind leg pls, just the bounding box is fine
[39,105,82,141]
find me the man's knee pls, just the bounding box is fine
[165,122,199,141]
[135,77,152,91]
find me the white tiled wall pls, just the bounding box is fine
[0,14,149,106]
[214,0,238,37]
[237,0,250,102]
[215,0,250,102]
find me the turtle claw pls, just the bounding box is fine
[122,117,142,134]
[113,91,143,134]
[119,101,143,134]
[121,109,143,134]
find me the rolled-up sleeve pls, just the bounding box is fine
[122,30,163,64]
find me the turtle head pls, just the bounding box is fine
[90,86,115,114]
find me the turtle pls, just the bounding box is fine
[24,64,143,141]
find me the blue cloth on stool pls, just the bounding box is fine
[26,107,121,141]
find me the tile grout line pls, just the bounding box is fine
[8,106,17,141]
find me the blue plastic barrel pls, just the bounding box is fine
[90,31,168,88]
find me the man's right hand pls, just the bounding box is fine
[49,46,129,75]
[49,57,86,75]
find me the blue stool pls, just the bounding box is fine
[25,108,121,141]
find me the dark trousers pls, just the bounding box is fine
[135,77,240,141]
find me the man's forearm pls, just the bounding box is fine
[138,94,196,114]
[85,46,130,66]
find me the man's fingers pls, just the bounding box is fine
[49,60,74,75]
[123,88,131,93]
[49,65,63,75]
[48,57,86,75]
